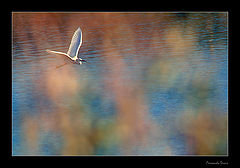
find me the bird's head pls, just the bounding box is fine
[77,58,87,65]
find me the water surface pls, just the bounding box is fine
[12,12,228,155]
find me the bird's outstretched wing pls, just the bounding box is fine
[46,49,69,56]
[46,49,73,63]
[67,27,82,59]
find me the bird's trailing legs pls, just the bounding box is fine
[56,62,70,69]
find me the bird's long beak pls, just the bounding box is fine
[81,59,87,62]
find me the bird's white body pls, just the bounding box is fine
[46,27,86,67]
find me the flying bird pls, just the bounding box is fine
[46,27,87,68]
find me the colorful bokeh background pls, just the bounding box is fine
[12,12,227,155]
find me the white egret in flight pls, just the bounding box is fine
[46,27,87,68]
